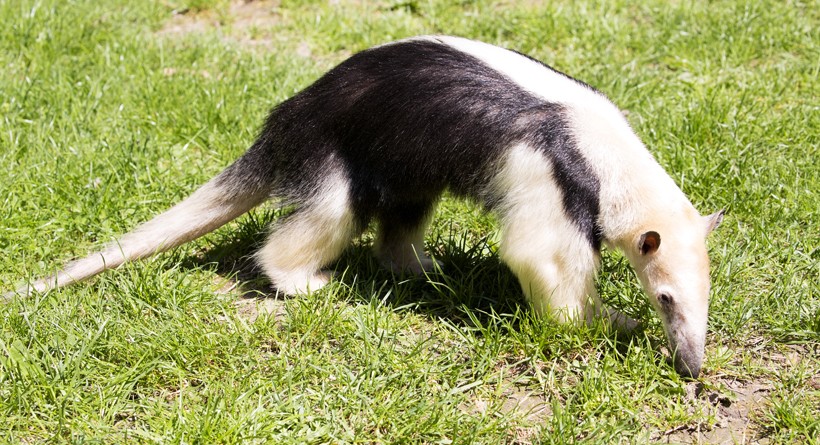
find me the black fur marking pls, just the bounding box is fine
[238,38,603,248]
[509,49,602,95]
[522,107,602,249]
[377,199,437,245]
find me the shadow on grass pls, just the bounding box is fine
[177,210,647,362]
[337,248,523,322]
[183,217,630,313]
[176,210,275,299]
[177,209,525,324]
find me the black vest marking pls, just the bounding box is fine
[241,39,603,249]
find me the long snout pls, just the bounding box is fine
[671,337,704,378]
[665,320,706,378]
[655,297,708,378]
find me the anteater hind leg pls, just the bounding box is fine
[375,201,440,275]
[255,176,359,295]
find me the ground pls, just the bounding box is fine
[1,0,817,443]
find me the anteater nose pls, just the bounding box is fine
[674,355,701,379]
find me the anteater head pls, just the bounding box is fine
[627,209,724,378]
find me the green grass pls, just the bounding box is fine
[1,0,818,443]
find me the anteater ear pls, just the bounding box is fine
[639,231,661,255]
[704,209,725,235]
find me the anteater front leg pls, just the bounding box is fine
[494,145,637,329]
[499,211,601,324]
[501,222,639,331]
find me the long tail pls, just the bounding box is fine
[6,155,272,299]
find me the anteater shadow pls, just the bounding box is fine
[176,214,524,325]
[176,210,274,299]
[177,215,644,355]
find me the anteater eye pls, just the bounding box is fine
[658,293,674,305]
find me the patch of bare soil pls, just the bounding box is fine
[204,258,288,323]
[658,380,773,445]
[502,387,551,444]
[210,273,287,323]
[461,384,550,444]
[656,342,818,444]
[233,294,287,323]
[192,230,288,324]
[158,0,289,50]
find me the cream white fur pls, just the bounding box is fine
[435,36,607,109]
[493,143,634,326]
[436,37,713,369]
[434,35,691,243]
[254,169,358,295]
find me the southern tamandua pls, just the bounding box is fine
[7,36,724,377]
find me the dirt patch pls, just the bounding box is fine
[157,0,286,49]
[502,387,552,444]
[658,342,819,444]
[233,294,287,323]
[500,387,551,422]
[213,275,288,323]
[658,380,773,444]
[463,384,550,444]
